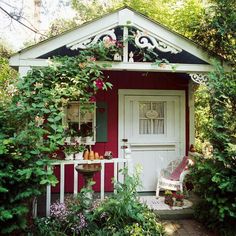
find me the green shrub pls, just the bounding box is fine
[0,55,111,234]
[191,62,236,235]
[32,168,166,236]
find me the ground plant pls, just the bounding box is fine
[32,168,166,236]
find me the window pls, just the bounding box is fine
[65,102,96,143]
[139,101,165,134]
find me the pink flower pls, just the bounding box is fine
[88,57,96,61]
[103,37,116,48]
[35,116,45,127]
[89,96,96,102]
[94,79,104,89]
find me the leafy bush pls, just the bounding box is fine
[32,168,166,235]
[0,55,112,234]
[191,62,236,235]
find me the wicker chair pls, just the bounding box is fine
[156,156,190,198]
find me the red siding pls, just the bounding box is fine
[52,71,190,193]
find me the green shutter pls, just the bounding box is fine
[96,102,108,142]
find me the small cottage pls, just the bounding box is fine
[10,7,230,193]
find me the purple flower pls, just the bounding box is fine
[71,213,87,233]
[50,201,69,221]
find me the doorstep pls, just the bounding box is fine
[138,192,199,220]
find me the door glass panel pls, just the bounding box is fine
[139,101,165,134]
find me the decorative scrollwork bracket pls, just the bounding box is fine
[188,73,208,84]
[134,30,182,54]
[67,29,117,50]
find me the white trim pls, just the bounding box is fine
[13,59,223,73]
[188,80,196,146]
[119,89,185,96]
[11,15,118,60]
[10,58,48,67]
[10,8,231,71]
[132,14,211,63]
[118,8,134,25]
[18,66,31,77]
[118,89,186,162]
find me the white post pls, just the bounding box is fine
[74,163,78,197]
[46,184,51,217]
[114,160,118,194]
[32,197,37,218]
[123,26,128,62]
[60,163,65,203]
[188,80,197,147]
[125,148,133,176]
[100,161,105,200]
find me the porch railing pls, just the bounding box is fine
[39,150,132,217]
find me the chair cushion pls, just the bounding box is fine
[169,156,188,181]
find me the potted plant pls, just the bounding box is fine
[85,130,93,143]
[173,191,184,207]
[64,145,75,160]
[74,144,86,160]
[164,190,174,206]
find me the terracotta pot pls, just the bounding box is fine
[84,150,89,160]
[95,152,99,159]
[89,151,94,160]
[175,200,184,207]
[164,196,174,206]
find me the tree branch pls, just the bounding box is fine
[0,5,46,36]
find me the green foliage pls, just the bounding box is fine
[0,53,112,234]
[191,62,236,234]
[72,0,115,22]
[32,168,166,235]
[192,0,236,63]
[69,0,205,39]
[0,43,18,105]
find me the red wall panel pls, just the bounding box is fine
[52,71,190,193]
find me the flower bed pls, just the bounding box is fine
[31,169,165,235]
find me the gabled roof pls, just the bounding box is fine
[10,7,230,73]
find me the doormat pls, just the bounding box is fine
[139,196,193,210]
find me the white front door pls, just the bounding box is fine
[119,90,185,191]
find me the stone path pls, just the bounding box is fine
[162,220,218,236]
[139,195,218,236]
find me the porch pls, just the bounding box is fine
[35,153,195,220]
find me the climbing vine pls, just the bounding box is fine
[0,54,112,234]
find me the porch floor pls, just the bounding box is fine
[139,191,197,220]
